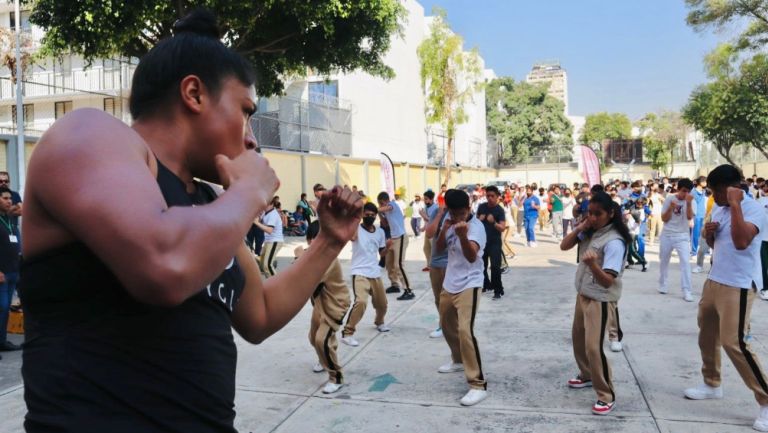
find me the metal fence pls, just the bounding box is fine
[252,94,352,156]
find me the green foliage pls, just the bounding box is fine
[685,0,768,53]
[683,54,768,165]
[22,0,406,96]
[485,77,573,164]
[417,8,482,184]
[579,112,632,145]
[636,111,686,176]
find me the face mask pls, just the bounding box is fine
[363,216,376,226]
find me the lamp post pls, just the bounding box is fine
[14,0,26,194]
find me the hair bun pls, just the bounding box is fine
[172,8,220,39]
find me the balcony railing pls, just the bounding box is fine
[0,63,136,101]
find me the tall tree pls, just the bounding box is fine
[579,112,632,145]
[738,54,768,158]
[683,80,743,165]
[418,8,482,186]
[485,77,572,165]
[636,111,687,177]
[685,0,768,53]
[22,0,406,96]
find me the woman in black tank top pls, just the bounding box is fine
[18,10,362,433]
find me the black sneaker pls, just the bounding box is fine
[492,294,501,300]
[386,286,401,294]
[0,341,21,352]
[397,290,415,301]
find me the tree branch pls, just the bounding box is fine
[238,32,301,55]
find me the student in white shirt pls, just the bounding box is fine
[434,189,488,407]
[658,178,695,301]
[758,184,768,300]
[255,197,284,277]
[342,203,392,347]
[683,165,768,432]
[410,195,426,237]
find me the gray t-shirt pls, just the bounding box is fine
[661,195,694,236]
[428,205,448,268]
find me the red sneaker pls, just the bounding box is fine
[422,267,430,272]
[592,400,615,415]
[567,375,592,389]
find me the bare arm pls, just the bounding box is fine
[424,207,445,239]
[727,189,759,250]
[459,235,480,263]
[24,110,279,307]
[253,219,274,234]
[588,262,616,288]
[560,219,588,251]
[661,200,674,223]
[435,219,452,252]
[233,186,363,343]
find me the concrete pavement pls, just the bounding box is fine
[1,228,766,433]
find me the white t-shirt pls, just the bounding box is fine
[443,216,486,294]
[709,197,766,289]
[661,195,694,236]
[262,208,284,243]
[649,193,664,216]
[384,201,406,238]
[410,201,425,219]
[758,197,768,242]
[351,225,387,278]
[602,239,626,274]
[561,195,575,219]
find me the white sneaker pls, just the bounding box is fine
[438,362,464,373]
[684,292,694,302]
[312,363,324,373]
[658,288,668,294]
[692,266,704,274]
[530,242,538,248]
[377,324,391,332]
[760,290,768,301]
[684,383,723,400]
[610,340,623,352]
[429,328,443,338]
[460,389,488,406]
[322,382,344,394]
[754,406,768,432]
[341,336,359,347]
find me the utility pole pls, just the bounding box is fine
[14,0,26,194]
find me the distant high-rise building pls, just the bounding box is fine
[526,61,568,115]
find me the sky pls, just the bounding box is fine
[417,0,728,120]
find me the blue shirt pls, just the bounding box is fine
[693,188,707,218]
[427,205,448,268]
[384,201,406,238]
[523,196,540,218]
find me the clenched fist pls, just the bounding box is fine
[454,221,469,238]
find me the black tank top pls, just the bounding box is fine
[19,161,246,433]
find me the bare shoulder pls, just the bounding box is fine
[33,108,147,161]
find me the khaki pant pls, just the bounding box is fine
[648,214,663,244]
[423,235,432,268]
[386,235,410,289]
[342,276,387,337]
[260,242,283,277]
[510,207,520,233]
[572,294,616,403]
[440,288,486,390]
[429,267,446,312]
[698,280,768,405]
[607,305,623,342]
[308,259,351,384]
[538,208,548,231]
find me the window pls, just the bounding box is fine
[308,80,339,105]
[9,11,31,31]
[103,97,122,119]
[55,101,73,119]
[11,104,34,128]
